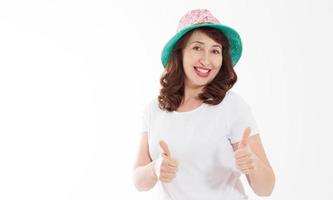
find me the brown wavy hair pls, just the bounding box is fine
[158,27,238,112]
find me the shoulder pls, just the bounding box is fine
[224,90,244,101]
[222,90,253,118]
[223,90,248,107]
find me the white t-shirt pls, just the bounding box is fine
[141,90,260,200]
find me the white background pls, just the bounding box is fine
[1,0,332,199]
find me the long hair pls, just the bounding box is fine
[158,27,238,112]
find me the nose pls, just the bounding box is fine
[199,51,210,67]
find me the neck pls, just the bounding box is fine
[182,83,204,105]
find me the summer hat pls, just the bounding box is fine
[161,9,242,68]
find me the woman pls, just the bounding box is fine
[133,9,275,200]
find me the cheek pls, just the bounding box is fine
[211,63,222,77]
[212,65,222,76]
[183,52,197,64]
[183,54,197,70]
[214,56,223,67]
[182,60,191,73]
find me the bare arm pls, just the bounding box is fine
[231,134,275,196]
[133,132,158,191]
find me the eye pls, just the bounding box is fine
[212,49,221,54]
[193,46,201,51]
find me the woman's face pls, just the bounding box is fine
[182,30,223,88]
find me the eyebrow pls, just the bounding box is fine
[190,41,222,49]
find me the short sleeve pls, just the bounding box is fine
[140,100,151,135]
[226,92,260,144]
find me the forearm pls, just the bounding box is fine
[247,156,275,196]
[133,161,158,191]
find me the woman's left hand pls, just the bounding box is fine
[234,127,260,174]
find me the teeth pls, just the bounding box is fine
[195,67,210,73]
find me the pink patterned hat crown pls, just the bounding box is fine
[176,9,221,32]
[161,8,242,67]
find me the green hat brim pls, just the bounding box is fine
[161,23,242,68]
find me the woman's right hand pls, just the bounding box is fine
[154,140,179,183]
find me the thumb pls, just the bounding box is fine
[238,127,251,149]
[159,140,171,157]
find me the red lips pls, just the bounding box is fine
[193,66,211,78]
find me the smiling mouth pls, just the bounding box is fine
[193,66,211,74]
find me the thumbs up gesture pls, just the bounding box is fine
[234,127,259,174]
[153,140,179,183]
